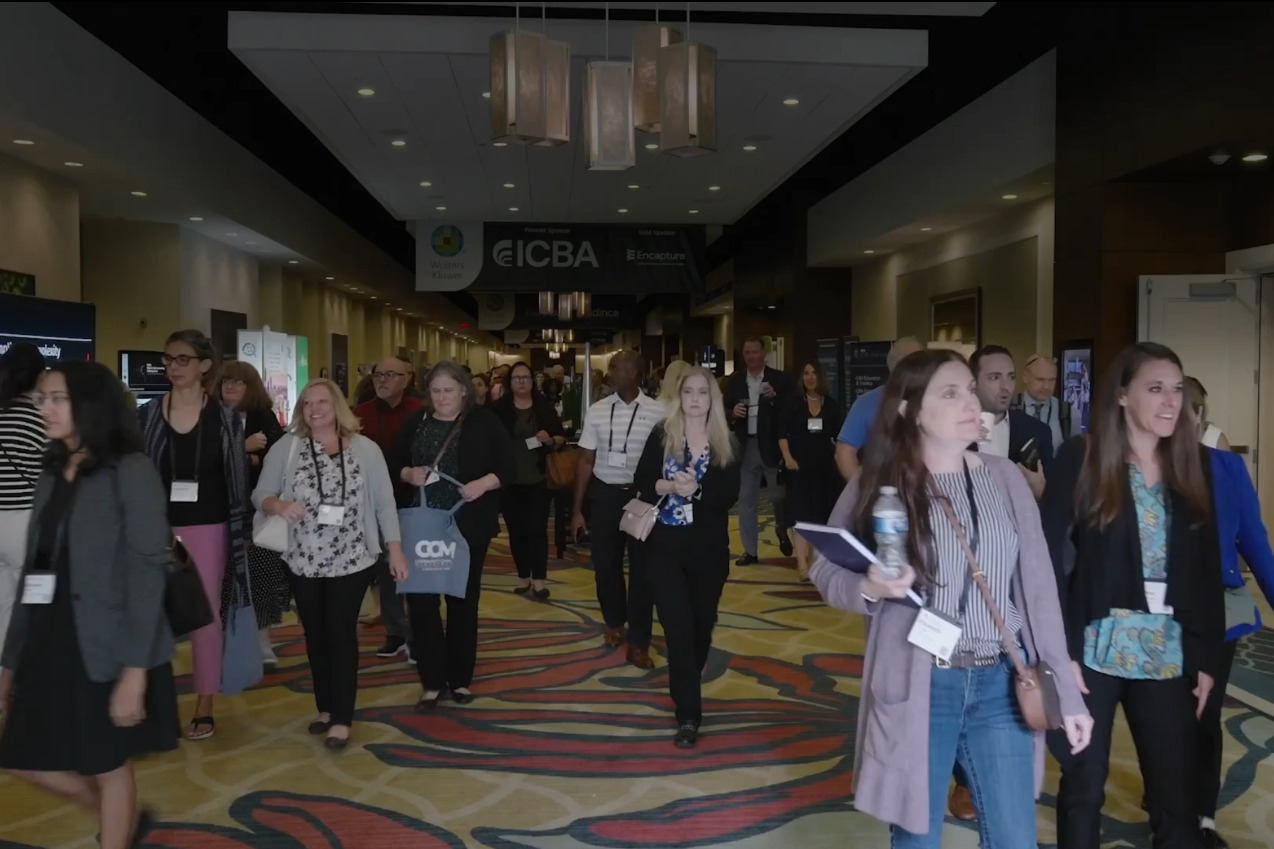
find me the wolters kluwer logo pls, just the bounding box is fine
[431,225,464,258]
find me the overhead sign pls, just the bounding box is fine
[417,222,703,293]
[479,293,637,331]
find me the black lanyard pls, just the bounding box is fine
[608,400,640,455]
[310,437,347,506]
[164,394,204,483]
[955,459,981,618]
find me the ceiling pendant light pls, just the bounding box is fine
[489,3,570,146]
[658,3,717,157]
[632,2,682,134]
[584,3,635,170]
[538,292,556,316]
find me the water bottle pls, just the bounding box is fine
[873,486,908,580]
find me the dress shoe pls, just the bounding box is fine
[1200,827,1230,849]
[414,692,441,712]
[778,535,794,557]
[307,718,332,735]
[674,721,700,748]
[451,689,476,705]
[948,784,977,821]
[603,627,626,648]
[627,644,655,669]
[533,587,551,601]
[324,734,349,750]
[735,553,759,566]
[513,582,532,595]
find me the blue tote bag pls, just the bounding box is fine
[397,473,472,598]
[221,571,264,695]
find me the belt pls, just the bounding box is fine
[934,652,1003,669]
[594,479,635,492]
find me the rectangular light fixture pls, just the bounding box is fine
[490,30,570,146]
[658,42,717,157]
[632,25,682,133]
[583,61,635,171]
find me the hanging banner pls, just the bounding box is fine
[479,293,638,331]
[417,221,703,293]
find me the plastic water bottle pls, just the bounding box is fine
[873,486,908,580]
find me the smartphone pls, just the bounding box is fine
[1019,438,1040,472]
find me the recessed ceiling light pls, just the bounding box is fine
[371,297,378,300]
[627,184,639,190]
[503,182,515,188]
[645,143,658,150]
[64,161,83,168]
[708,185,720,191]
[920,226,932,231]
[391,139,407,147]
[493,142,508,148]
[436,205,447,211]
[419,180,433,187]
[12,139,34,146]
[325,276,335,281]
[287,260,299,265]
[357,87,375,97]
[782,97,800,106]
[1001,194,1018,200]
[482,91,491,99]
[130,191,147,197]
[1243,153,1269,163]
[864,250,875,254]
[743,144,757,152]
[617,208,629,213]
[688,209,700,214]
[509,206,519,212]
[189,216,203,222]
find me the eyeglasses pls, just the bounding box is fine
[372,371,406,381]
[33,392,70,407]
[510,375,533,383]
[162,354,207,367]
[221,378,245,388]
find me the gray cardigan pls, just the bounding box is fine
[251,433,401,557]
[810,453,1085,836]
[2,454,175,682]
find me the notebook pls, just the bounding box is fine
[794,522,924,607]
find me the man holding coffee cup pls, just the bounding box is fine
[970,345,1054,499]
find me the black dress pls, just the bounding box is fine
[779,394,845,525]
[243,409,290,629]
[0,474,180,775]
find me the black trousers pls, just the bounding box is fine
[502,481,550,580]
[290,568,373,727]
[406,535,491,692]
[647,523,730,724]
[588,481,653,647]
[1049,666,1200,849]
[375,555,411,640]
[1195,639,1239,819]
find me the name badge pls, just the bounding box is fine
[907,608,962,661]
[606,452,628,468]
[424,471,441,487]
[1144,580,1173,615]
[170,480,199,502]
[22,573,56,605]
[681,502,694,524]
[525,436,541,450]
[807,418,824,433]
[317,504,346,526]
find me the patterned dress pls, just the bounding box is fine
[285,443,375,578]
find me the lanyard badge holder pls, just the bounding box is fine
[312,437,349,526]
[606,402,640,469]
[167,396,203,503]
[907,462,981,663]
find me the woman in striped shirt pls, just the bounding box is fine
[0,342,47,657]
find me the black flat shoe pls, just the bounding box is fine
[513,583,532,595]
[735,554,758,566]
[451,690,475,705]
[673,721,700,748]
[308,718,332,735]
[778,535,793,557]
[324,734,349,750]
[533,587,551,600]
[1201,827,1230,849]
[414,693,441,712]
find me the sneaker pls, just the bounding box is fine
[674,721,700,748]
[406,644,417,665]
[376,637,407,658]
[259,629,278,668]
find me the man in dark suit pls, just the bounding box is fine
[970,345,1053,498]
[723,336,795,564]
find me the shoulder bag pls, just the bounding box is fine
[620,495,666,542]
[252,436,301,553]
[546,445,579,490]
[937,495,1063,732]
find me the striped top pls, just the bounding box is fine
[927,462,1022,658]
[577,392,664,486]
[0,399,46,510]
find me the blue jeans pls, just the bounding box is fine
[891,659,1036,849]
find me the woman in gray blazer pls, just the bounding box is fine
[810,349,1092,847]
[0,360,178,849]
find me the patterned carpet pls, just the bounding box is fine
[3,508,1274,849]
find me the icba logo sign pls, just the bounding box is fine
[492,238,599,268]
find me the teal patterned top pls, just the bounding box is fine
[1082,465,1184,680]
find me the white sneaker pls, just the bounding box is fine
[406,644,417,666]
[259,628,278,667]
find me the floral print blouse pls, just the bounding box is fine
[656,443,710,526]
[286,442,376,578]
[1082,464,1184,679]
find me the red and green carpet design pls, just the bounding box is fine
[4,524,1274,848]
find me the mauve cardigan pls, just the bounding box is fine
[809,452,1085,836]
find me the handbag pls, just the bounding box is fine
[252,436,301,553]
[938,496,1064,732]
[396,479,472,598]
[620,495,665,542]
[546,445,579,490]
[165,537,215,638]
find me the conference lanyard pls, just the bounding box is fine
[164,394,203,484]
[310,437,348,506]
[608,401,640,455]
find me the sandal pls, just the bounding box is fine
[187,716,216,741]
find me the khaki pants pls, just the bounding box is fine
[0,508,31,658]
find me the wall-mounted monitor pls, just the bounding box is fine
[119,350,170,393]
[0,292,95,361]
[1059,339,1094,434]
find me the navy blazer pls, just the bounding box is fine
[968,410,1054,475]
[722,366,794,467]
[1209,448,1274,640]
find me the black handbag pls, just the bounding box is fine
[165,536,214,638]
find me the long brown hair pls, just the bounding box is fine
[795,360,829,397]
[1076,342,1210,529]
[851,348,967,589]
[215,360,273,414]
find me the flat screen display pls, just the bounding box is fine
[0,292,95,362]
[1060,341,1093,434]
[119,350,170,392]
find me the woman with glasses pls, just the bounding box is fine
[0,343,47,657]
[138,330,250,741]
[215,361,288,667]
[492,362,566,599]
[0,360,179,849]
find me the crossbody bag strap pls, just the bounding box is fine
[427,415,465,471]
[0,440,35,485]
[936,495,1032,680]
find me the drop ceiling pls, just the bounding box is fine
[229,11,929,226]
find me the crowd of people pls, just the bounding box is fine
[0,328,1269,849]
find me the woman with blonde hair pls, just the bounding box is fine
[634,366,741,748]
[252,379,406,748]
[655,360,691,413]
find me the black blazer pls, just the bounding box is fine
[1041,436,1224,678]
[722,366,794,467]
[491,392,567,475]
[388,404,516,543]
[242,408,285,490]
[635,424,742,544]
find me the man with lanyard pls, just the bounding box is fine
[723,337,794,564]
[1010,352,1078,451]
[354,356,423,660]
[571,351,663,669]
